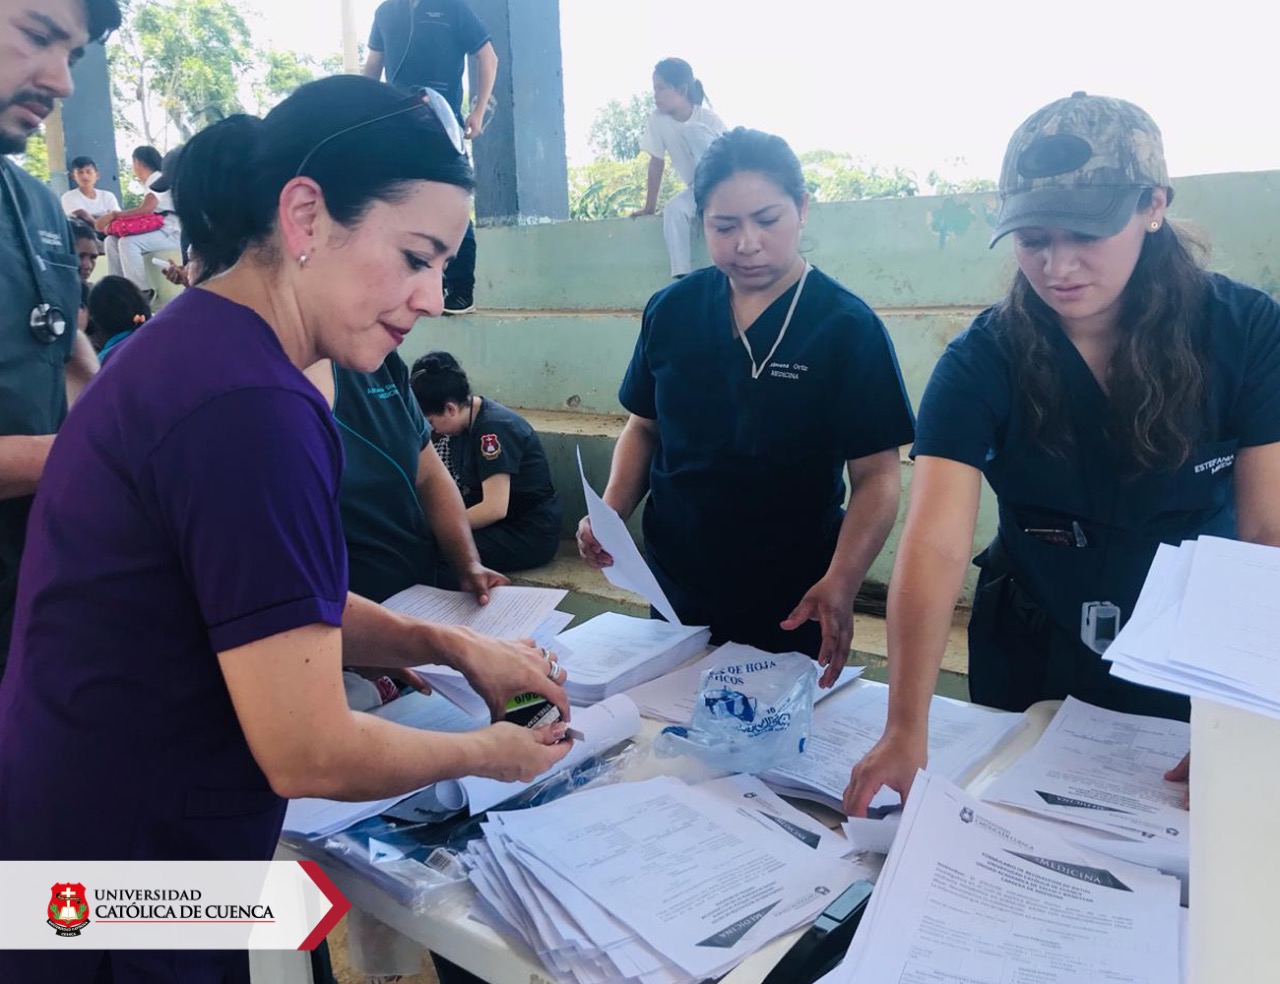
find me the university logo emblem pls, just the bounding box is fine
[480,433,501,459]
[48,882,90,937]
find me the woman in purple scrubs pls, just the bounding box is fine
[0,76,571,983]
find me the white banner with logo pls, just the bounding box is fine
[0,861,349,950]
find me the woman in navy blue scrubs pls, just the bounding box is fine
[845,93,1280,816]
[578,127,916,686]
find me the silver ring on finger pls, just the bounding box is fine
[546,657,561,680]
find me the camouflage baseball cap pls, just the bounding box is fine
[990,91,1171,246]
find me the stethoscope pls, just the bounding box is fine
[0,160,68,344]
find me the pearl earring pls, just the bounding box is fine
[1149,221,1160,232]
[298,253,309,267]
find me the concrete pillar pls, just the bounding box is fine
[467,0,569,226]
[340,0,361,73]
[60,43,120,200]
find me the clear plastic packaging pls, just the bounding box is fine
[653,649,817,773]
[281,737,640,914]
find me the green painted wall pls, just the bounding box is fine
[402,170,1280,597]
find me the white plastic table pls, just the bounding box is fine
[258,692,1059,984]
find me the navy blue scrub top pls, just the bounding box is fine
[332,353,436,602]
[619,266,916,617]
[914,273,1280,639]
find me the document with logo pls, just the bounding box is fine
[475,775,863,981]
[695,773,852,858]
[832,772,1181,984]
[577,446,682,625]
[982,697,1190,844]
[761,681,1023,811]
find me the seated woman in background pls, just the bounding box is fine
[85,274,151,364]
[412,351,563,584]
[99,144,182,294]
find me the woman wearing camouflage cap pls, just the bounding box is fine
[844,92,1280,817]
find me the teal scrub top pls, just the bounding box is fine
[332,353,436,602]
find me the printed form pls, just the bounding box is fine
[982,696,1190,844]
[832,772,1181,984]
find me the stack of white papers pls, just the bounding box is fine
[625,642,865,723]
[761,681,1024,812]
[982,696,1190,845]
[282,694,642,837]
[1107,536,1280,717]
[830,772,1182,984]
[553,612,711,704]
[382,583,569,642]
[466,775,865,984]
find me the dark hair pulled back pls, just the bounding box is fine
[86,275,152,350]
[132,145,163,172]
[171,75,473,284]
[410,351,471,414]
[693,127,807,216]
[654,58,706,106]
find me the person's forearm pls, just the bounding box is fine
[286,708,490,800]
[114,198,158,219]
[603,420,656,519]
[643,157,663,212]
[884,538,969,733]
[824,468,901,594]
[466,500,504,530]
[472,45,498,118]
[418,452,482,573]
[340,592,469,671]
[0,434,55,500]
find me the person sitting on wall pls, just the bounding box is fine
[98,144,181,295]
[60,155,119,227]
[412,351,563,584]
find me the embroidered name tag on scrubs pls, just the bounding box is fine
[1193,453,1234,475]
[766,361,810,381]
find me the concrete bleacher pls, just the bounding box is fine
[392,170,1280,676]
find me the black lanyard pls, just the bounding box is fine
[0,160,67,344]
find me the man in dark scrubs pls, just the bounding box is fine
[0,0,118,674]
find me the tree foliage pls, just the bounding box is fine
[15,130,49,182]
[800,150,918,202]
[108,0,255,146]
[926,170,998,195]
[568,157,682,221]
[256,49,320,114]
[587,93,653,163]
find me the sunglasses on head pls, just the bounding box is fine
[293,86,465,180]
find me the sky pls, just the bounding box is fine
[250,0,1280,185]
